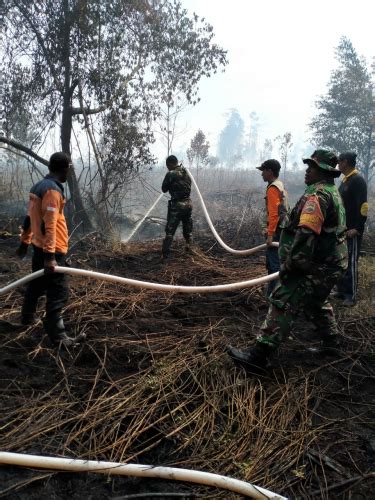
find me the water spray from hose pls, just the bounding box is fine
[123,192,165,243]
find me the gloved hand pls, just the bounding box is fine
[16,242,28,258]
[44,257,57,274]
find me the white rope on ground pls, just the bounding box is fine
[0,452,287,499]
[186,167,279,255]
[0,267,279,295]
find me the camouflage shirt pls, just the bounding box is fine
[279,180,347,273]
[162,166,192,201]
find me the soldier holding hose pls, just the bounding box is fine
[161,155,193,259]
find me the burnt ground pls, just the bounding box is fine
[0,230,374,499]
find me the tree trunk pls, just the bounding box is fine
[61,98,92,231]
[60,0,92,232]
[363,125,373,184]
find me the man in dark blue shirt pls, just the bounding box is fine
[335,152,368,306]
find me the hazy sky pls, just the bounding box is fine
[161,0,374,162]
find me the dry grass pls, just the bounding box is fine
[0,239,374,498]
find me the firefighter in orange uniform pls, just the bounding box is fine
[16,152,84,346]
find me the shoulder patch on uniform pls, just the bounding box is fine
[298,195,324,234]
[360,202,368,216]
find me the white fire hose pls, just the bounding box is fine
[0,174,286,497]
[0,267,278,295]
[186,167,279,255]
[123,167,278,253]
[0,452,287,499]
[0,167,280,295]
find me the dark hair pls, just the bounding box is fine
[166,155,178,166]
[49,152,71,171]
[261,159,281,176]
[338,151,357,167]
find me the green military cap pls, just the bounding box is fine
[303,149,341,177]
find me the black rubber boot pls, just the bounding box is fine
[226,343,272,373]
[307,334,340,356]
[44,317,85,347]
[21,313,36,326]
[185,237,193,254]
[162,236,173,259]
[21,301,38,326]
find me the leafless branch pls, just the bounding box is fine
[0,136,49,167]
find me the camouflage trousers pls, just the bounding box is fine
[162,199,193,257]
[257,267,343,350]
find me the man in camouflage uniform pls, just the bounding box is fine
[161,155,193,259]
[227,149,347,372]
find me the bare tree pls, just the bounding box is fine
[187,129,210,181]
[258,138,273,164]
[155,92,190,156]
[1,0,227,229]
[275,132,293,183]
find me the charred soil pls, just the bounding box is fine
[0,232,374,499]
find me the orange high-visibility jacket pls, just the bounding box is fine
[20,175,68,255]
[265,179,288,236]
